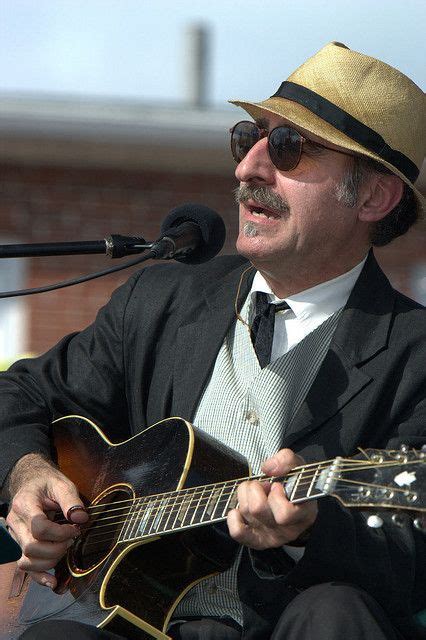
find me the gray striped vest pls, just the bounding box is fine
[173,295,342,623]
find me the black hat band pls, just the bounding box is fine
[271,81,419,183]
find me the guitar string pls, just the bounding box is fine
[52,460,334,523]
[74,454,411,518]
[54,463,422,548]
[76,473,424,552]
[73,462,418,547]
[64,471,422,550]
[81,471,418,537]
[52,461,348,526]
[53,457,419,525]
[53,457,421,528]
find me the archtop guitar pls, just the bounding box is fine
[0,416,424,639]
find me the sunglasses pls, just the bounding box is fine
[230,120,311,172]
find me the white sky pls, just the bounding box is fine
[0,0,424,107]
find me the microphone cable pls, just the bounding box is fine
[0,251,157,299]
[0,203,226,298]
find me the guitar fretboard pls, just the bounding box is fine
[119,464,328,543]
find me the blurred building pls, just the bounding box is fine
[0,94,425,358]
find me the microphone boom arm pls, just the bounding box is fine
[0,235,153,259]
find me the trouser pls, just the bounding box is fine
[18,582,405,640]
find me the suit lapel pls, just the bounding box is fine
[283,252,396,446]
[172,262,254,419]
[172,252,396,444]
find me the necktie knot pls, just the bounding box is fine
[251,292,290,368]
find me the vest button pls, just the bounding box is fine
[245,410,259,425]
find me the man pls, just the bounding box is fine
[0,42,425,640]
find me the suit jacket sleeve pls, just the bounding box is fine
[246,257,426,636]
[0,269,143,490]
[248,380,426,634]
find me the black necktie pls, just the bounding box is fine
[251,292,290,368]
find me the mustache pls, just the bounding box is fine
[234,185,290,214]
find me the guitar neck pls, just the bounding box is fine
[119,460,331,543]
[116,448,424,544]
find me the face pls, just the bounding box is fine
[234,114,371,288]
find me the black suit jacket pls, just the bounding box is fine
[0,252,425,638]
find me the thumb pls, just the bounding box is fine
[45,475,89,525]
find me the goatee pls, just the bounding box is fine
[243,222,258,237]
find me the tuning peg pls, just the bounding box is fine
[413,517,425,532]
[367,514,383,528]
[391,513,406,527]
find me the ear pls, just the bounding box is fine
[358,174,404,223]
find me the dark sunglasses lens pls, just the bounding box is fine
[268,127,303,171]
[230,121,260,162]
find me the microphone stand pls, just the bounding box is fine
[0,221,211,297]
[0,235,153,260]
[0,240,157,299]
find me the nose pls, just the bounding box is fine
[234,137,276,185]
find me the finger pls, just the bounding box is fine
[45,476,88,525]
[20,537,74,563]
[66,505,88,524]
[8,494,80,544]
[25,570,57,590]
[262,448,304,476]
[238,480,274,526]
[30,511,79,543]
[268,483,318,531]
[227,508,249,540]
[267,482,297,526]
[18,551,63,574]
[227,509,268,550]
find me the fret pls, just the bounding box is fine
[134,497,156,537]
[136,497,153,539]
[180,489,198,528]
[207,484,226,520]
[289,470,302,502]
[146,496,166,535]
[306,465,320,498]
[190,485,207,525]
[201,485,219,520]
[160,493,178,533]
[171,490,192,530]
[120,497,141,542]
[212,482,229,520]
[199,485,215,523]
[155,492,174,533]
[222,480,239,516]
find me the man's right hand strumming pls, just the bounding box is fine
[6,453,88,589]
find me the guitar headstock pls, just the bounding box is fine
[322,445,425,530]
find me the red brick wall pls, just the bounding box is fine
[0,164,238,353]
[0,163,424,355]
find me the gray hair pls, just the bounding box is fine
[335,156,418,246]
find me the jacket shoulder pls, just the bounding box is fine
[131,254,249,290]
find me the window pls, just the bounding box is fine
[0,247,27,364]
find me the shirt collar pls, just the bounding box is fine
[250,256,368,322]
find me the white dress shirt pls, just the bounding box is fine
[249,256,367,560]
[250,256,368,360]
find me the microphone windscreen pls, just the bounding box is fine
[160,204,226,264]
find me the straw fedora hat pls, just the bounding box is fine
[230,42,425,213]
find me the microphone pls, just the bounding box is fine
[150,204,226,264]
[0,204,226,298]
[0,204,226,263]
